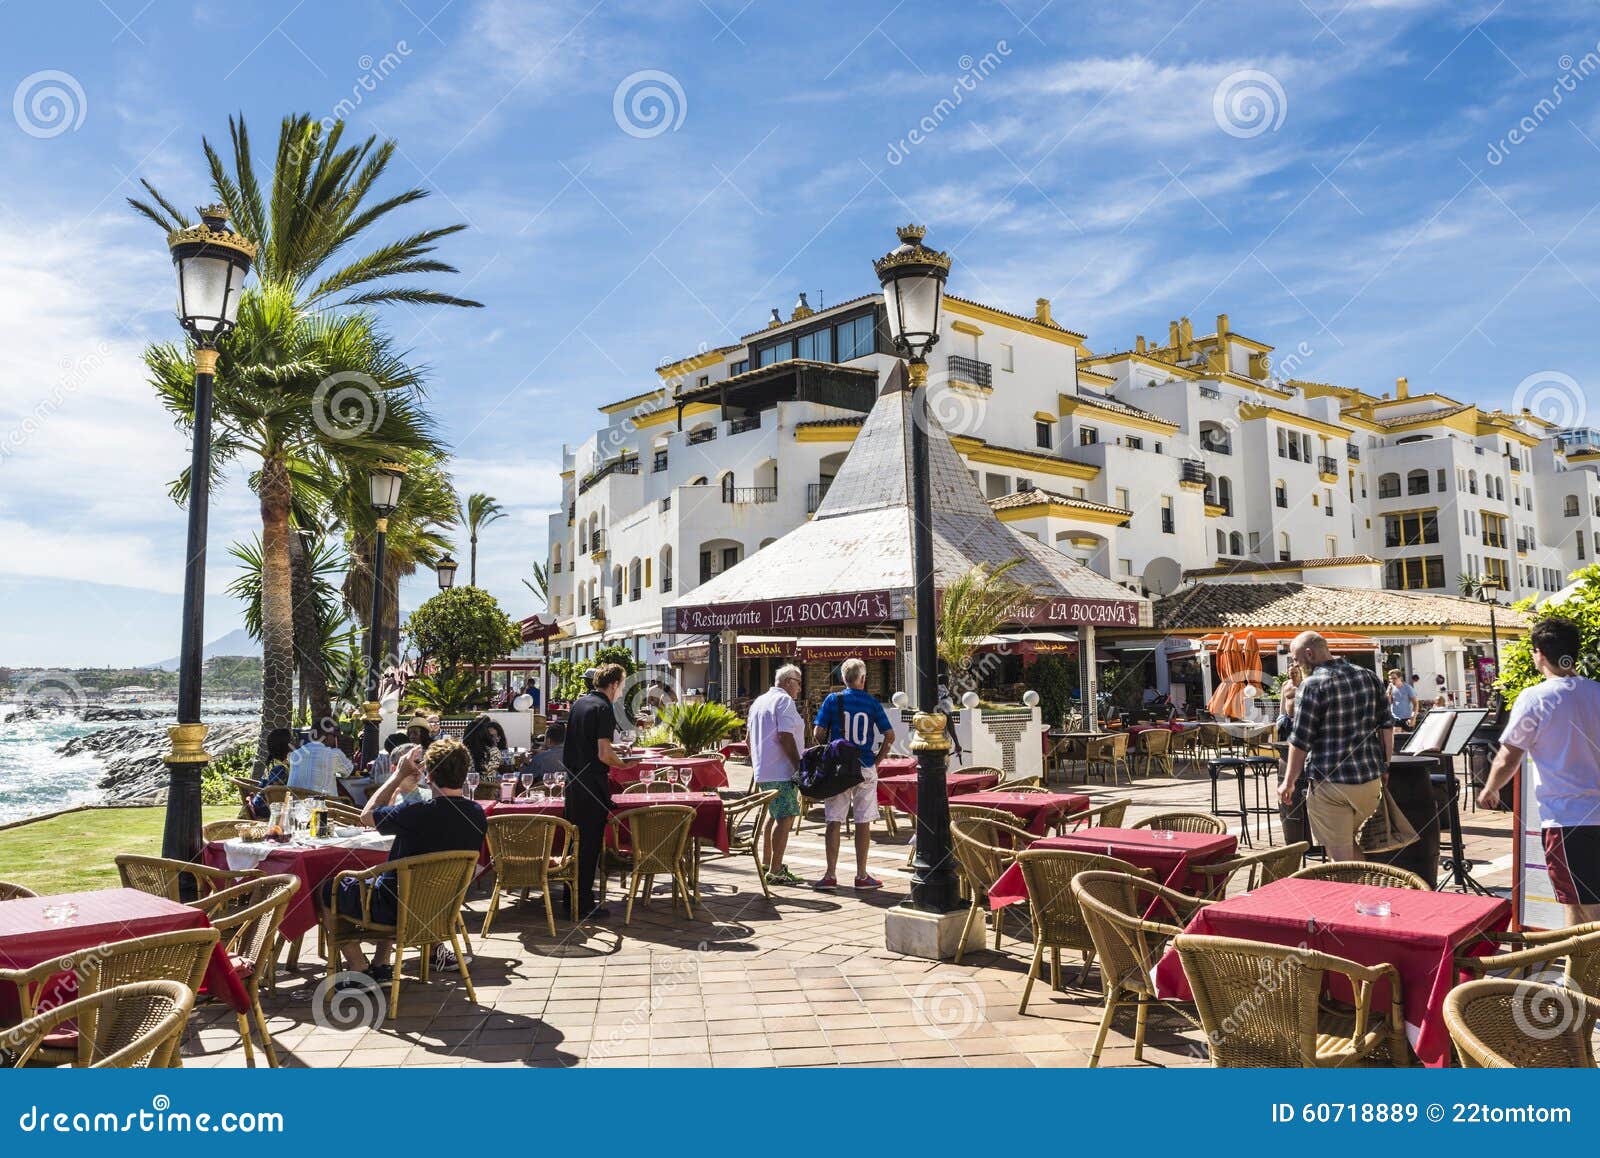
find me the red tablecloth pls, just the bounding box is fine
[612,756,728,792]
[201,840,390,943]
[1152,877,1510,1067]
[719,742,749,761]
[954,791,1089,836]
[876,770,1000,815]
[484,793,729,853]
[988,827,1237,909]
[876,756,918,777]
[0,887,250,1021]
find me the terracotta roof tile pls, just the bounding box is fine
[1183,554,1383,578]
[987,488,1131,518]
[1155,581,1529,632]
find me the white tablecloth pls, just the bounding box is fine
[220,831,394,871]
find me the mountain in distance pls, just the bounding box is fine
[145,627,260,671]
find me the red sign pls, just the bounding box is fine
[798,643,899,662]
[738,641,793,658]
[664,590,909,633]
[519,614,562,642]
[1005,596,1143,628]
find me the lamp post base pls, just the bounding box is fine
[161,723,209,865]
[360,700,382,768]
[885,903,986,961]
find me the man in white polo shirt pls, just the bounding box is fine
[747,664,807,887]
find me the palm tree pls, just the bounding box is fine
[459,492,506,586]
[129,114,482,312]
[936,559,1034,696]
[522,562,549,609]
[145,284,441,767]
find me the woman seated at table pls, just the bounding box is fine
[321,738,487,985]
[462,715,509,779]
[247,727,294,819]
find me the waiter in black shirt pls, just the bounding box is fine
[564,662,629,919]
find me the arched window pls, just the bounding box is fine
[1216,529,1227,554]
[1199,421,1232,454]
[1468,470,1478,495]
[612,565,623,606]
[1278,532,1291,562]
[1203,472,1217,506]
[1406,469,1429,496]
[552,541,563,572]
[1377,473,1400,499]
[660,546,673,593]
[1217,476,1233,515]
[1566,495,1581,516]
[1229,531,1244,556]
[1494,477,1504,500]
[628,558,642,601]
[1275,479,1288,508]
[720,472,735,502]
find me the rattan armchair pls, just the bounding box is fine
[1015,847,1152,1011]
[0,981,193,1068]
[1133,728,1174,777]
[1192,842,1309,900]
[605,805,696,924]
[191,874,298,1067]
[995,774,1046,791]
[707,789,775,900]
[1073,870,1210,1065]
[1289,861,1428,890]
[621,779,691,794]
[1454,923,1600,995]
[483,814,579,936]
[1444,978,1600,1067]
[1175,933,1407,1066]
[1063,798,1131,831]
[949,818,1030,962]
[115,854,258,902]
[202,820,249,842]
[1130,811,1228,835]
[1084,734,1131,785]
[0,881,37,902]
[322,850,480,1020]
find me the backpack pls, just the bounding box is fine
[797,738,865,800]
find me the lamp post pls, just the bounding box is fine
[361,463,407,765]
[435,553,458,591]
[160,205,255,862]
[1464,574,1504,707]
[874,224,959,915]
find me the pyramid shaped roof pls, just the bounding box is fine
[662,364,1152,635]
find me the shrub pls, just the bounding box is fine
[659,701,744,754]
[405,587,521,674]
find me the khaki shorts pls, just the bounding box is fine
[824,770,879,824]
[1305,777,1384,857]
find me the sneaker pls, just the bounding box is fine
[431,946,462,973]
[854,875,883,891]
[811,875,838,891]
[774,865,807,886]
[367,963,393,983]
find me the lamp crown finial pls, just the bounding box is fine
[895,224,927,244]
[198,203,231,226]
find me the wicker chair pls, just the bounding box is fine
[1063,798,1131,831]
[0,881,37,902]
[1073,870,1209,1065]
[1130,811,1228,835]
[704,790,775,900]
[202,820,250,842]
[605,805,696,924]
[1015,847,1152,1011]
[115,854,258,902]
[482,814,579,936]
[1084,734,1131,785]
[1175,933,1407,1067]
[323,850,480,1020]
[1193,842,1309,900]
[0,981,193,1068]
[1289,861,1428,890]
[1454,923,1600,995]
[1444,978,1600,1067]
[621,779,691,794]
[187,874,297,1066]
[1133,728,1174,777]
[995,774,1046,791]
[949,818,1030,962]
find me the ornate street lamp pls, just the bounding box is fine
[161,205,255,863]
[362,462,407,765]
[436,553,458,590]
[873,224,958,915]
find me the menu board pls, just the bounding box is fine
[1516,755,1566,932]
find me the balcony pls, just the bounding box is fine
[1317,455,1339,477]
[1509,455,1523,472]
[687,427,717,446]
[577,456,639,495]
[1516,538,1529,553]
[1199,436,1232,456]
[652,450,668,472]
[727,416,761,436]
[589,529,606,557]
[724,486,778,504]
[1346,443,1360,462]
[567,502,575,526]
[807,481,832,514]
[661,575,672,593]
[947,354,992,388]
[1483,533,1506,549]
[1179,459,1207,485]
[1198,385,1221,400]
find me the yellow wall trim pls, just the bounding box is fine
[995,503,1129,527]
[1057,392,1179,435]
[950,319,984,337]
[1033,410,1058,423]
[950,436,1100,480]
[600,388,670,416]
[653,348,730,382]
[1237,401,1352,440]
[944,297,1086,348]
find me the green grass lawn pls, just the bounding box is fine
[0,806,235,895]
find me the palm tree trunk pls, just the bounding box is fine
[289,530,333,727]
[257,455,297,773]
[470,531,478,586]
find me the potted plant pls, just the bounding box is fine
[658,701,744,755]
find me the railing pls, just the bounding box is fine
[727,416,762,435]
[1346,443,1360,461]
[1198,385,1221,399]
[687,427,717,445]
[590,530,605,553]
[578,456,639,494]
[1317,455,1338,475]
[1325,504,1334,517]
[1508,455,1523,471]
[724,486,778,504]
[1483,532,1506,549]
[630,587,641,602]
[699,565,723,584]
[947,354,992,388]
[552,561,562,573]
[1516,538,1529,553]
[661,496,671,512]
[652,450,668,472]
[1161,510,1175,534]
[1179,459,1207,484]
[661,575,672,593]
[1200,437,1232,455]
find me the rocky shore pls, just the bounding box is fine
[56,721,258,803]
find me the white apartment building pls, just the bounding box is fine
[543,279,1598,696]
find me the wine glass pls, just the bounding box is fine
[519,770,535,799]
[554,769,566,798]
[465,771,481,800]
[542,771,556,797]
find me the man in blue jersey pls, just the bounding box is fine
[812,657,896,891]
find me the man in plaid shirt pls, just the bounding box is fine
[1278,631,1394,861]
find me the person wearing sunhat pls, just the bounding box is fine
[406,714,434,752]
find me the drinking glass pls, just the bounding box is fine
[465,772,481,799]
[554,770,566,797]
[543,772,556,797]
[519,771,535,799]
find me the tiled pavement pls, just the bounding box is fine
[180,758,1518,1069]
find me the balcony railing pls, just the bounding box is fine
[590,529,605,553]
[1200,437,1232,455]
[687,427,717,445]
[699,565,723,584]
[1161,510,1175,534]
[807,481,832,513]
[661,575,672,593]
[1509,456,1523,472]
[1198,385,1221,400]
[577,456,639,494]
[1483,532,1506,549]
[652,450,669,472]
[1325,504,1334,517]
[1516,538,1529,553]
[1180,459,1206,485]
[724,486,778,504]
[552,561,562,574]
[727,416,761,435]
[1317,455,1338,475]
[661,496,671,512]
[947,354,992,388]
[1346,442,1361,462]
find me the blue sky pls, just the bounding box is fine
[3,0,1599,666]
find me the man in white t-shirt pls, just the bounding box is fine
[287,724,353,797]
[746,664,807,887]
[1479,616,1600,926]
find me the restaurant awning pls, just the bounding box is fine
[796,638,899,662]
[1166,629,1381,656]
[972,631,1102,658]
[666,635,799,664]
